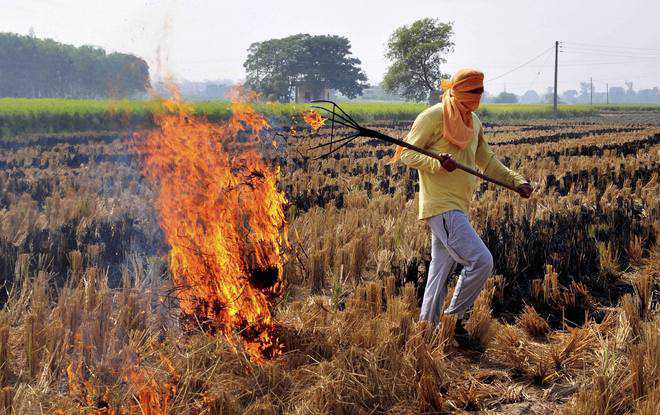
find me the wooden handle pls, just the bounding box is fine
[364,128,520,193]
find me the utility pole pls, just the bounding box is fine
[590,77,593,105]
[553,41,559,113]
[606,83,609,104]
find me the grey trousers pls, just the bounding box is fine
[419,210,494,326]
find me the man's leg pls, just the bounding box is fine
[438,211,494,319]
[419,218,456,326]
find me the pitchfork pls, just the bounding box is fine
[307,100,519,193]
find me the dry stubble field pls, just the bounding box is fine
[0,107,658,414]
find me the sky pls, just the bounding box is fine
[2,0,660,95]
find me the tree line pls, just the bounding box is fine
[0,32,149,99]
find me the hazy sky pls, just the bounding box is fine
[2,0,659,94]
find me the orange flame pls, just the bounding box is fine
[64,351,180,414]
[125,370,176,414]
[137,88,287,361]
[302,110,326,131]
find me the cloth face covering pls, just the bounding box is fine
[440,68,484,150]
[389,68,484,164]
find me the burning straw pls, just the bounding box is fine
[136,89,288,361]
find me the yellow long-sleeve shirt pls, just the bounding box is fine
[400,103,527,220]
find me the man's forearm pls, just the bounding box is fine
[481,154,527,188]
[400,148,442,174]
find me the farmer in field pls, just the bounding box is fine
[395,68,532,346]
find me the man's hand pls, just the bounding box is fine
[516,182,533,198]
[439,153,457,172]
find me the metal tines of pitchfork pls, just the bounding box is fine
[306,100,519,192]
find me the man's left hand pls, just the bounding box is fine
[516,183,533,198]
[439,153,458,172]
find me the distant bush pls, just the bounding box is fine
[490,91,519,104]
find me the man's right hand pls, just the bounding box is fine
[439,153,457,172]
[516,183,533,198]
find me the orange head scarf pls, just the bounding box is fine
[440,68,484,149]
[389,68,483,164]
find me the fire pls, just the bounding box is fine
[64,362,114,413]
[125,369,176,414]
[302,110,326,131]
[64,360,177,414]
[137,89,287,361]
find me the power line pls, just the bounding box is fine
[485,45,555,83]
[556,60,660,67]
[524,45,554,92]
[561,52,660,60]
[562,41,660,52]
[562,45,660,54]
[561,50,660,59]
[561,44,659,52]
[487,39,659,99]
[511,58,658,67]
[560,45,660,55]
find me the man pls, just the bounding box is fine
[394,68,532,347]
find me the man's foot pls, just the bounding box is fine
[454,319,484,352]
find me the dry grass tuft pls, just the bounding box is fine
[626,235,644,267]
[384,275,396,301]
[487,325,540,379]
[566,317,659,415]
[415,342,448,412]
[621,293,642,337]
[634,384,660,415]
[437,313,457,349]
[517,304,551,338]
[465,278,499,347]
[632,265,655,320]
[0,322,8,387]
[630,320,660,402]
[598,242,620,278]
[402,282,417,313]
[543,264,561,303]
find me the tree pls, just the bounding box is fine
[382,19,454,103]
[609,86,626,103]
[578,81,591,103]
[0,32,149,98]
[561,90,578,104]
[637,87,660,103]
[519,90,541,104]
[542,86,555,104]
[244,34,368,102]
[625,82,636,101]
[491,91,519,104]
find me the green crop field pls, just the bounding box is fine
[1,97,659,137]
